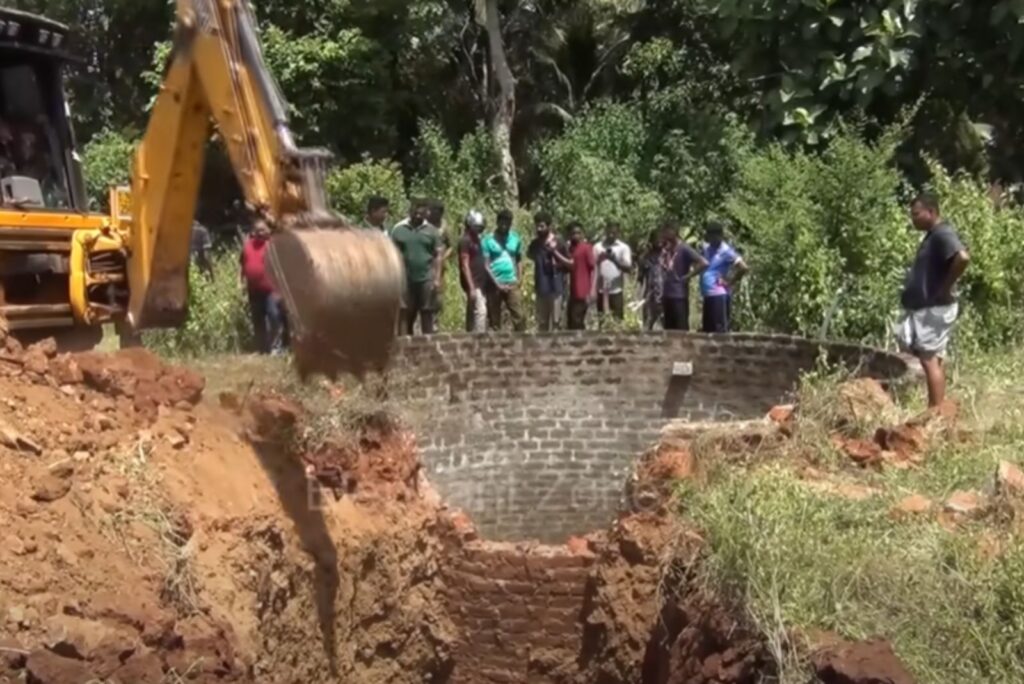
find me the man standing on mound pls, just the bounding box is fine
[895,192,970,408]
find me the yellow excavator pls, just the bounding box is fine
[0,2,403,378]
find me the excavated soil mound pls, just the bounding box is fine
[0,345,454,683]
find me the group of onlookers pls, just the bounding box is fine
[638,219,748,334]
[224,190,972,415]
[367,195,750,335]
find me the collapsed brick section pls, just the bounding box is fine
[390,332,906,543]
[443,542,593,683]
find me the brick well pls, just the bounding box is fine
[390,331,906,544]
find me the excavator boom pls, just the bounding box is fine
[127,0,403,377]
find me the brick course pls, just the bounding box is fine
[390,332,906,543]
[442,541,594,683]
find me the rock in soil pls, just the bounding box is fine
[833,435,883,467]
[996,461,1024,497]
[25,649,92,684]
[890,494,933,518]
[944,490,985,517]
[813,637,917,684]
[31,473,71,502]
[836,379,897,430]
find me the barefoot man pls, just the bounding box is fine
[895,192,970,408]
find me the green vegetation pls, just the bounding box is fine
[47,0,1024,351]
[684,352,1024,683]
[144,249,252,357]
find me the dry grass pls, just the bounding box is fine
[97,435,201,616]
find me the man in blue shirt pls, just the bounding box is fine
[700,221,748,333]
[526,211,569,332]
[482,209,526,331]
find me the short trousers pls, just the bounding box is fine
[893,303,958,358]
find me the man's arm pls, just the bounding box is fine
[459,246,476,293]
[725,257,749,287]
[619,245,634,273]
[551,243,572,268]
[441,232,453,275]
[433,236,446,290]
[587,245,598,300]
[527,238,540,262]
[682,246,709,281]
[940,250,970,298]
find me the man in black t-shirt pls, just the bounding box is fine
[458,210,490,333]
[526,211,570,332]
[893,192,970,407]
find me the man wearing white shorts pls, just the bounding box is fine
[894,192,970,407]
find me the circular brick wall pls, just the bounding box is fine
[390,332,906,543]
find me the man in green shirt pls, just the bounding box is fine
[482,209,526,331]
[391,199,443,335]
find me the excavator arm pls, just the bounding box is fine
[126,0,402,377]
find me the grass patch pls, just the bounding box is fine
[680,349,1024,684]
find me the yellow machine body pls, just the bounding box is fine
[0,3,402,374]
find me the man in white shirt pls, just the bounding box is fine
[594,221,633,322]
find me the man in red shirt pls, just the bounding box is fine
[565,222,595,330]
[240,221,287,354]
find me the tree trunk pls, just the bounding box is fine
[483,0,519,208]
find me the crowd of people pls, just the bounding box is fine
[368,196,751,336]
[224,191,970,412]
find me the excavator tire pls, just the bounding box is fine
[265,227,404,380]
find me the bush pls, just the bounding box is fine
[145,248,253,357]
[534,102,663,241]
[724,122,1024,349]
[410,120,504,222]
[325,157,407,221]
[643,92,755,232]
[81,129,135,211]
[726,126,914,343]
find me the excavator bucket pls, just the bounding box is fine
[265,227,405,379]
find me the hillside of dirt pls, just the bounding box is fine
[0,340,455,684]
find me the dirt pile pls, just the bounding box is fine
[812,638,917,684]
[578,514,769,684]
[0,342,921,684]
[0,345,455,684]
[0,346,242,683]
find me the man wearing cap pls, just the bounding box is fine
[459,210,489,333]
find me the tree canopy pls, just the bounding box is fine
[18,0,1024,204]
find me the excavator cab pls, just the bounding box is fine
[0,10,83,214]
[0,9,119,349]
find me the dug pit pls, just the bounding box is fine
[379,331,908,683]
[391,331,906,543]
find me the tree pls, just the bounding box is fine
[481,0,519,206]
[706,0,1024,179]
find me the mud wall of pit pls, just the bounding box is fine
[390,332,907,543]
